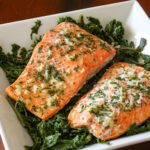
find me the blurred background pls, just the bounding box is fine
[0,0,149,24]
[0,0,150,150]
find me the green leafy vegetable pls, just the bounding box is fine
[83,17,105,39]
[42,133,61,149]
[0,45,29,83]
[113,38,147,65]
[141,54,150,69]
[105,19,124,43]
[126,120,150,136]
[57,16,77,24]
[0,27,42,83]
[137,38,147,52]
[30,20,42,39]
[0,15,150,150]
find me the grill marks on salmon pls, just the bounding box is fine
[68,62,150,141]
[5,22,116,120]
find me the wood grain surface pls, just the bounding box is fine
[0,0,150,150]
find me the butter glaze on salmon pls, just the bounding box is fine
[5,22,116,120]
[68,62,150,140]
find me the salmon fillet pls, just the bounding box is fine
[5,22,116,120]
[68,62,150,140]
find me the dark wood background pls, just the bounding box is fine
[0,0,150,150]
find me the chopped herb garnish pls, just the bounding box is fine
[63,33,71,39]
[64,46,74,54]
[88,89,105,100]
[49,45,53,50]
[76,33,85,39]
[134,94,140,101]
[38,46,43,53]
[69,54,78,61]
[73,66,79,72]
[37,72,45,81]
[46,55,51,60]
[50,99,59,107]
[99,41,111,51]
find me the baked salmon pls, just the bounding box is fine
[5,22,116,120]
[68,62,150,140]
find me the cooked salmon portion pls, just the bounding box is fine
[5,22,116,120]
[68,62,150,141]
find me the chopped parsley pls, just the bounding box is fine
[38,46,43,53]
[64,46,74,54]
[73,66,79,72]
[50,99,59,107]
[69,54,78,61]
[49,45,53,50]
[99,41,111,51]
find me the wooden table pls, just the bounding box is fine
[0,0,150,150]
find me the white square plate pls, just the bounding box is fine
[0,1,150,150]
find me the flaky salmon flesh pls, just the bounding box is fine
[5,22,116,120]
[68,62,150,141]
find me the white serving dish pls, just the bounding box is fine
[0,0,150,150]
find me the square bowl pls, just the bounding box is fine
[0,1,150,150]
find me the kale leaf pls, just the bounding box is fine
[105,19,124,43]
[126,119,150,136]
[57,16,77,24]
[30,20,42,39]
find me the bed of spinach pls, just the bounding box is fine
[0,16,150,150]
